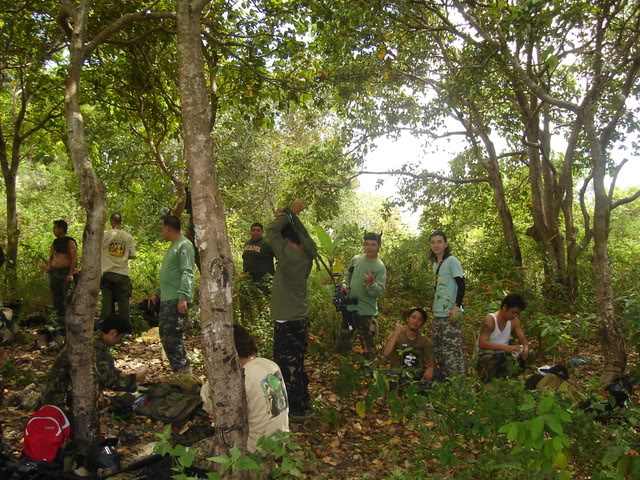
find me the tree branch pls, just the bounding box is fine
[83,11,175,59]
[608,158,627,204]
[611,188,640,210]
[451,0,581,113]
[355,170,488,185]
[497,150,526,160]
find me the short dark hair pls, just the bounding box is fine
[163,215,181,232]
[501,293,526,311]
[281,223,301,245]
[98,314,131,335]
[406,307,428,324]
[429,231,451,262]
[110,213,122,225]
[234,324,258,358]
[250,223,263,230]
[364,232,382,245]
[53,220,68,234]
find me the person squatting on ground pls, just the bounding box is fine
[242,222,275,282]
[45,220,78,323]
[194,325,289,469]
[430,231,466,380]
[336,232,386,358]
[40,313,147,409]
[477,293,531,383]
[100,213,136,328]
[150,215,195,375]
[383,308,436,385]
[267,199,315,417]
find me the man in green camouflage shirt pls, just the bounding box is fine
[41,314,147,408]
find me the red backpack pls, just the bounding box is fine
[22,405,72,462]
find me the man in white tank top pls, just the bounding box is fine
[477,294,530,383]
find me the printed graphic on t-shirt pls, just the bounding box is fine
[244,244,263,254]
[260,371,288,418]
[108,239,126,258]
[399,344,418,368]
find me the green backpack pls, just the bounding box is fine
[134,383,203,424]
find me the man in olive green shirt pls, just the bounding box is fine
[336,232,386,357]
[267,199,315,417]
[150,215,195,374]
[383,308,435,382]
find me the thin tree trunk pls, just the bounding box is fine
[4,173,18,290]
[472,134,523,269]
[583,110,626,384]
[61,0,104,447]
[0,110,22,292]
[175,0,248,474]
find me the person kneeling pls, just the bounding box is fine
[477,293,531,383]
[41,314,147,409]
[383,308,436,389]
[194,325,289,470]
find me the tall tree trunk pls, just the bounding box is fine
[472,132,523,269]
[61,0,105,447]
[175,0,248,473]
[584,109,626,384]
[3,171,18,291]
[0,116,21,293]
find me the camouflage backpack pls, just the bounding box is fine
[133,383,203,424]
[0,308,17,346]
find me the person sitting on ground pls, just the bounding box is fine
[194,325,289,469]
[41,314,147,409]
[477,293,530,383]
[383,308,436,384]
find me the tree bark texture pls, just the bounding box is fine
[175,0,249,472]
[61,0,104,447]
[0,92,26,291]
[584,109,627,383]
[470,123,523,269]
[4,174,18,289]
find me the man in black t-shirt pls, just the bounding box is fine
[242,223,275,282]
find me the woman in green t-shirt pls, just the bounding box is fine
[430,231,466,380]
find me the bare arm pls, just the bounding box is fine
[477,315,519,353]
[67,241,78,281]
[422,357,436,381]
[511,318,529,359]
[46,245,54,271]
[383,321,404,359]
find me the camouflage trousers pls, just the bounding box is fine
[159,299,190,373]
[335,311,376,357]
[432,316,465,379]
[477,350,535,383]
[273,319,309,416]
[48,267,75,321]
[191,435,218,472]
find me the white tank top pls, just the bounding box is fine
[487,313,511,346]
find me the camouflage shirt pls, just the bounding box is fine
[41,337,137,408]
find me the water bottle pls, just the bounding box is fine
[132,395,148,411]
[569,358,591,367]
